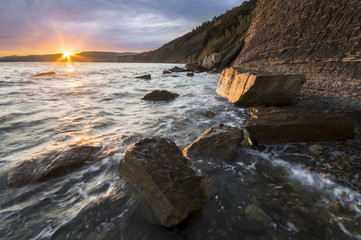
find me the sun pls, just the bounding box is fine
[62,51,73,59]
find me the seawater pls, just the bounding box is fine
[0,62,360,240]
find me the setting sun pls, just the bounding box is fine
[62,51,73,59]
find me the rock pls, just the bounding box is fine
[183,124,244,162]
[169,66,187,73]
[142,90,179,101]
[135,74,151,79]
[163,70,171,74]
[244,204,271,227]
[187,72,194,77]
[309,144,323,155]
[34,71,56,77]
[185,60,203,72]
[216,67,306,107]
[118,137,207,227]
[245,107,354,145]
[202,110,216,118]
[220,40,245,69]
[202,53,222,70]
[8,144,102,187]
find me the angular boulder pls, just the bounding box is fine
[183,124,244,162]
[119,138,207,227]
[141,90,179,101]
[185,60,204,72]
[135,74,151,79]
[202,53,222,70]
[8,144,102,187]
[245,107,354,145]
[216,68,306,107]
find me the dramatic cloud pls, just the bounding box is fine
[0,0,244,56]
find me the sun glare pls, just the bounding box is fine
[62,51,73,59]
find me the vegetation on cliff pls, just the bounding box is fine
[118,0,257,63]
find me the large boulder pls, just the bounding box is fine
[141,90,179,101]
[8,144,102,187]
[245,107,354,145]
[220,40,245,69]
[183,124,244,162]
[202,53,222,70]
[216,68,306,107]
[119,137,207,227]
[185,60,204,72]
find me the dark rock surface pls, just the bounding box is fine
[202,110,216,118]
[118,137,207,227]
[245,107,354,145]
[169,66,187,73]
[220,40,245,69]
[233,0,361,80]
[183,124,244,162]
[34,71,56,77]
[8,144,103,187]
[163,70,171,74]
[187,72,194,77]
[141,90,179,101]
[135,74,151,79]
[185,60,204,72]
[216,68,306,107]
[202,53,222,70]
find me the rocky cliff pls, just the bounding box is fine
[233,0,361,80]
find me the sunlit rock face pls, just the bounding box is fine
[233,0,361,80]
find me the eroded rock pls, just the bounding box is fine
[8,144,103,187]
[245,107,354,145]
[141,90,179,101]
[216,68,306,107]
[119,137,207,227]
[183,124,244,162]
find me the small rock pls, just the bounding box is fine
[142,90,179,101]
[244,204,272,227]
[202,110,216,118]
[187,72,194,77]
[309,144,323,155]
[163,70,171,74]
[135,74,151,79]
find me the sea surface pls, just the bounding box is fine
[0,62,360,239]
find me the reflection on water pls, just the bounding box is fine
[0,63,360,239]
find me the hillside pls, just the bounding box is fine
[118,0,257,63]
[232,0,361,80]
[0,51,136,62]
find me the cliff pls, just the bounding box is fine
[118,0,257,63]
[233,0,361,80]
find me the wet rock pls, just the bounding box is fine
[163,70,171,74]
[118,137,207,227]
[34,71,56,77]
[220,40,245,69]
[216,68,306,107]
[202,110,216,118]
[244,204,272,227]
[187,72,194,77]
[135,74,151,79]
[245,107,354,144]
[202,53,222,70]
[186,60,203,72]
[169,66,187,72]
[309,144,323,155]
[183,124,244,162]
[141,90,179,101]
[8,144,102,187]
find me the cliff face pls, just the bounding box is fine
[233,0,361,80]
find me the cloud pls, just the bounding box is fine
[0,0,244,55]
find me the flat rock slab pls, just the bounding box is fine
[245,107,354,145]
[216,68,306,107]
[142,90,179,101]
[8,144,102,187]
[119,137,207,227]
[183,124,244,162]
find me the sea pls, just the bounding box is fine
[0,62,360,240]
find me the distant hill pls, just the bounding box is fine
[0,51,136,62]
[118,0,257,63]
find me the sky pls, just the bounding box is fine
[0,0,244,57]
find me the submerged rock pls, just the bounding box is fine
[183,124,244,162]
[141,90,179,101]
[135,74,151,79]
[34,71,56,77]
[245,107,354,145]
[216,68,306,107]
[8,144,103,187]
[244,204,272,227]
[187,72,194,77]
[202,110,216,118]
[119,137,207,227]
